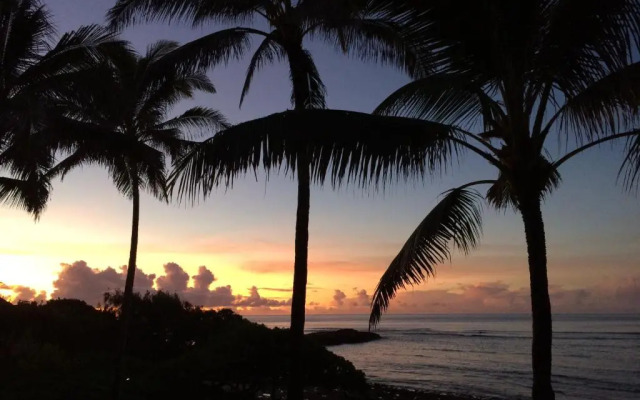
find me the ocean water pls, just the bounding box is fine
[248,314,640,400]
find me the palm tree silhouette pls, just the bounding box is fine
[108,2,415,397]
[48,41,228,399]
[0,0,122,218]
[365,1,640,399]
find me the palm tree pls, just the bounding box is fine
[108,1,416,396]
[364,1,640,399]
[48,41,228,399]
[0,0,123,218]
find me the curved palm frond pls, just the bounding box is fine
[108,0,261,29]
[0,0,53,88]
[155,107,230,140]
[0,175,50,219]
[287,48,327,109]
[17,25,127,88]
[551,62,640,143]
[165,28,255,73]
[305,1,418,75]
[136,72,216,124]
[619,134,640,192]
[239,36,285,107]
[536,0,640,94]
[374,73,504,131]
[108,0,199,28]
[369,187,484,328]
[170,109,460,202]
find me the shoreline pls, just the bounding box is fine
[255,383,497,400]
[288,383,495,400]
[365,383,494,400]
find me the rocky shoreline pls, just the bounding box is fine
[306,328,382,346]
[257,384,490,400]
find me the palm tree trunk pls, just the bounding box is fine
[288,151,310,400]
[519,195,555,400]
[287,43,313,400]
[112,179,140,400]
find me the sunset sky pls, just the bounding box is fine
[1,0,638,315]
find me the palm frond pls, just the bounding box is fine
[154,107,230,141]
[619,133,640,192]
[0,175,50,219]
[0,0,53,90]
[369,187,484,328]
[170,109,460,202]
[287,49,327,109]
[155,28,254,73]
[108,0,261,29]
[17,25,127,87]
[240,36,285,107]
[108,0,200,29]
[537,0,640,93]
[375,73,504,131]
[136,73,216,122]
[313,16,418,75]
[552,62,640,143]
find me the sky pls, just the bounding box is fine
[0,0,638,316]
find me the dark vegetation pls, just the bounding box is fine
[0,292,366,400]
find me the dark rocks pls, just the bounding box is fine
[306,328,381,346]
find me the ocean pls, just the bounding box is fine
[248,314,640,400]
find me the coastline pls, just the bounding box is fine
[280,383,494,400]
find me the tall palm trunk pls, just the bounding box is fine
[113,173,140,400]
[519,194,555,400]
[289,152,310,399]
[287,43,312,400]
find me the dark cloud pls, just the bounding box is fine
[234,286,291,308]
[45,261,289,309]
[51,261,155,306]
[333,290,347,306]
[330,288,370,309]
[156,262,189,292]
[153,264,288,309]
[192,266,215,290]
[0,282,47,304]
[353,288,370,307]
[389,278,640,314]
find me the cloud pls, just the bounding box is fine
[51,261,156,306]
[0,282,47,304]
[333,290,346,306]
[353,288,370,307]
[154,263,288,309]
[387,277,640,314]
[193,266,215,290]
[329,288,370,310]
[234,286,291,308]
[156,262,189,292]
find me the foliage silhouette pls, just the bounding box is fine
[0,0,123,218]
[108,1,416,398]
[47,40,228,399]
[0,292,365,400]
[363,1,640,399]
